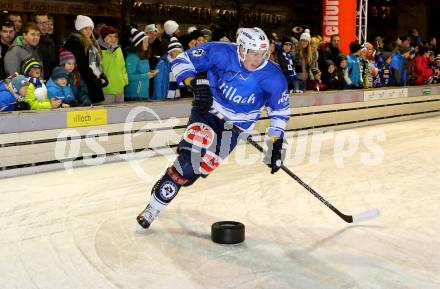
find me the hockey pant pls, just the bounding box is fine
[151,108,242,207]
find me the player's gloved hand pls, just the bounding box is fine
[189,77,213,114]
[263,137,287,174]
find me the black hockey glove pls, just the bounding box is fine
[190,77,213,114]
[263,137,287,174]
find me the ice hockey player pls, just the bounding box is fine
[137,27,290,229]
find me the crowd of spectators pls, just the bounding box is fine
[0,12,439,112]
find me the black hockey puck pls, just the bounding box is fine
[211,221,245,244]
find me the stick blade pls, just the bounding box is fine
[352,208,381,223]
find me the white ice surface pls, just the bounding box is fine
[1,116,440,289]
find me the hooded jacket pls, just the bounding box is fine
[4,36,42,76]
[99,38,128,95]
[46,78,76,105]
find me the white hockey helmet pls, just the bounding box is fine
[236,27,270,62]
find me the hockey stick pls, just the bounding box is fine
[210,108,380,223]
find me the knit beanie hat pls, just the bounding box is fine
[51,67,69,81]
[10,75,29,94]
[100,25,117,40]
[130,28,147,47]
[300,29,311,42]
[74,15,94,31]
[349,41,362,54]
[167,37,183,53]
[164,20,179,36]
[144,24,157,33]
[21,57,42,76]
[59,49,76,66]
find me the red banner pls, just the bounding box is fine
[322,0,357,54]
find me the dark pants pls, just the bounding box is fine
[152,108,243,206]
[175,108,242,184]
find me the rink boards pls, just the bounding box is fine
[1,85,439,177]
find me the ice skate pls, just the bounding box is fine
[136,204,160,229]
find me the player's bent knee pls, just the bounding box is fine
[183,122,215,149]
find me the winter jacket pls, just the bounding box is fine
[346,54,363,88]
[100,40,128,95]
[124,48,150,100]
[0,81,30,112]
[46,78,76,105]
[152,58,169,100]
[322,70,343,90]
[390,52,407,86]
[414,55,434,85]
[25,83,52,110]
[4,36,42,76]
[63,33,106,103]
[67,71,91,106]
[0,81,16,111]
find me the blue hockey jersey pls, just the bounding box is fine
[171,42,290,137]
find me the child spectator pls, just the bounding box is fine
[20,58,57,110]
[59,49,92,106]
[98,25,128,104]
[322,60,342,90]
[21,57,47,102]
[125,28,157,100]
[337,54,349,88]
[46,67,76,108]
[346,42,364,89]
[374,52,392,87]
[307,69,327,91]
[277,36,296,90]
[0,75,30,112]
[152,37,183,100]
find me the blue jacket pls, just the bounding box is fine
[46,78,76,104]
[0,81,18,112]
[124,49,150,100]
[152,58,169,100]
[346,54,363,88]
[390,52,407,86]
